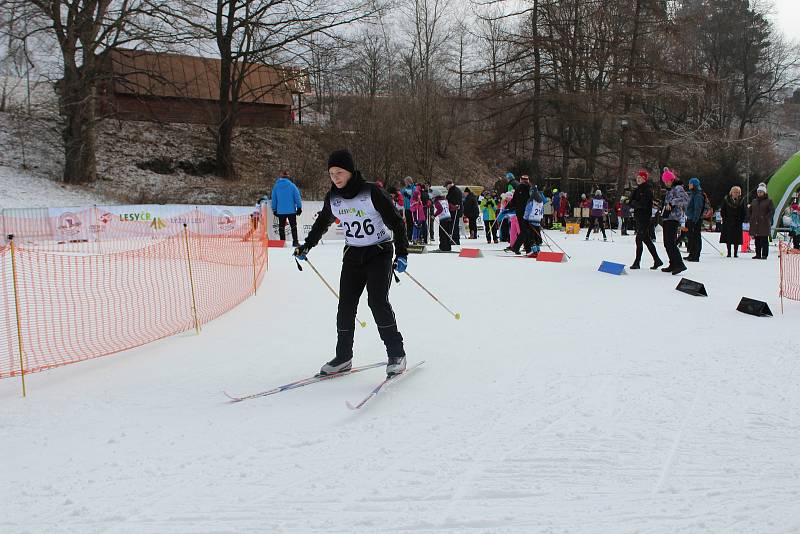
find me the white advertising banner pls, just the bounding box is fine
[267,201,345,242]
[48,207,95,242]
[47,204,257,242]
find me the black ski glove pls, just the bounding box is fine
[293,243,310,260]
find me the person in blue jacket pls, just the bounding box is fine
[271,170,303,246]
[684,177,704,262]
[401,177,416,241]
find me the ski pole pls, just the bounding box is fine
[541,228,572,259]
[606,214,615,242]
[531,225,552,250]
[436,218,458,246]
[296,258,367,328]
[701,232,724,256]
[401,270,461,320]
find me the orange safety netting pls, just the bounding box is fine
[779,241,800,302]
[1,206,268,379]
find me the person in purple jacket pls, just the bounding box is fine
[585,189,609,241]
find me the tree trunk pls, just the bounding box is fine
[560,124,570,192]
[531,0,542,184]
[216,58,238,179]
[614,0,642,201]
[61,68,97,184]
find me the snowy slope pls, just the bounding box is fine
[0,164,111,208]
[2,233,799,533]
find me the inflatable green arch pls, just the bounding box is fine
[768,151,800,231]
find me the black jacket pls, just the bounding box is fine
[510,182,531,218]
[629,181,654,223]
[463,192,479,218]
[720,195,746,245]
[446,185,464,213]
[305,171,408,256]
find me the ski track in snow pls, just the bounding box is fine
[3,224,800,533]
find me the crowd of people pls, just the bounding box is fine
[264,166,800,268]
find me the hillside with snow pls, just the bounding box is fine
[0,165,111,208]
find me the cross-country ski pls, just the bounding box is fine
[224,361,385,402]
[346,361,426,410]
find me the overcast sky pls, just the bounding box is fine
[769,0,800,42]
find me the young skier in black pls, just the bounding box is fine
[293,150,409,377]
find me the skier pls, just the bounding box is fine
[629,170,663,270]
[433,192,453,251]
[445,180,464,245]
[505,175,532,255]
[585,190,608,241]
[522,184,545,255]
[293,149,409,377]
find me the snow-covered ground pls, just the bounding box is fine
[0,164,111,208]
[2,232,799,533]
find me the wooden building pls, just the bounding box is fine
[93,49,308,127]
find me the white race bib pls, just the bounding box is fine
[331,190,391,247]
[436,201,451,221]
[592,199,605,211]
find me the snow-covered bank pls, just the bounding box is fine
[1,234,798,533]
[0,165,111,208]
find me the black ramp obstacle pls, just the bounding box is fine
[676,278,708,297]
[736,297,773,317]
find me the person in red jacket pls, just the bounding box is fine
[557,192,570,226]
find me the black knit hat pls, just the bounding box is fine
[327,149,355,174]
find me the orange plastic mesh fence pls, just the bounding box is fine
[1,206,268,379]
[779,241,800,302]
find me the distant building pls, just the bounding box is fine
[88,49,309,127]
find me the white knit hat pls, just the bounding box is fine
[757,182,767,194]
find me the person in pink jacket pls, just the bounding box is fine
[410,185,428,244]
[499,191,520,245]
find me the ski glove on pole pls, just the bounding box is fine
[293,244,310,261]
[393,256,408,273]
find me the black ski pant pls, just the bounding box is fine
[484,219,497,242]
[438,218,453,251]
[278,214,299,243]
[404,209,414,241]
[633,217,661,265]
[336,243,404,362]
[586,216,607,239]
[662,219,685,270]
[686,220,702,260]
[510,216,533,253]
[467,216,478,239]
[500,218,510,242]
[451,208,461,244]
[754,236,769,258]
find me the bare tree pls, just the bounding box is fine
[155,0,380,179]
[1,0,164,183]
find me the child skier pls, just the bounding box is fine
[585,190,608,241]
[523,185,545,256]
[293,150,409,377]
[433,192,453,251]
